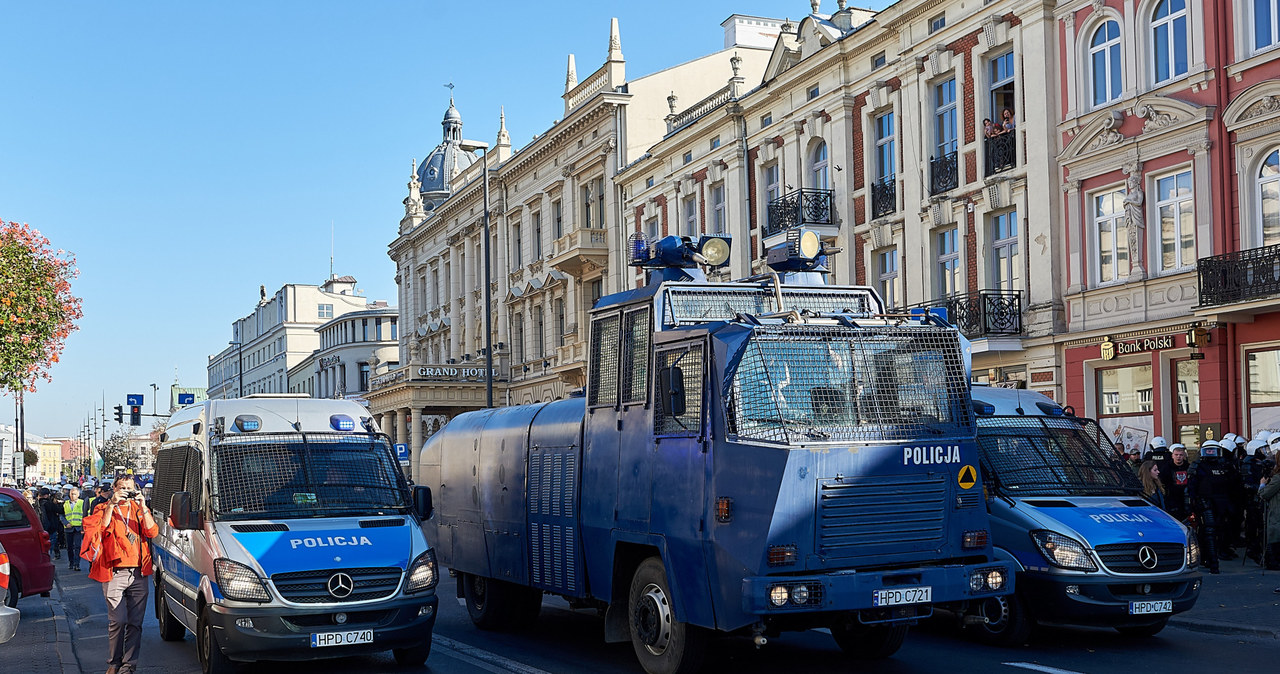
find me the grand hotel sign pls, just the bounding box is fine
[370,365,503,391]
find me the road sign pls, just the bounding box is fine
[178,393,196,405]
[394,443,410,463]
[126,393,144,406]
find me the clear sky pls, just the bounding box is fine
[1,0,890,438]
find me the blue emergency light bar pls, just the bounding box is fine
[233,415,261,432]
[330,415,356,432]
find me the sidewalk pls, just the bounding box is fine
[1167,555,1280,640]
[5,568,78,674]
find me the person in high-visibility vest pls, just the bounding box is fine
[63,487,85,572]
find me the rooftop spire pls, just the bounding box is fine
[565,54,577,93]
[608,17,623,62]
[496,106,510,147]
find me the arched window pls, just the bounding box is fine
[810,141,829,190]
[1152,0,1188,84]
[1090,20,1123,106]
[1258,149,1280,248]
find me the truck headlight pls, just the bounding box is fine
[1030,530,1097,572]
[214,558,270,602]
[405,550,438,593]
[769,585,789,607]
[1186,532,1200,568]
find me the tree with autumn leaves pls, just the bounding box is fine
[0,220,82,394]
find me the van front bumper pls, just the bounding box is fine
[1016,569,1200,627]
[209,593,438,662]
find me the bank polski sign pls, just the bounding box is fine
[1100,334,1175,360]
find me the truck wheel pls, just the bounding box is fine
[970,593,1032,647]
[197,606,238,674]
[1114,617,1169,637]
[627,557,707,674]
[828,618,908,660]
[392,639,433,666]
[462,574,540,630]
[155,576,187,641]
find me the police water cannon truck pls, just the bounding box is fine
[423,231,1015,674]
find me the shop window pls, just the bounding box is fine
[971,366,1027,388]
[1172,359,1201,448]
[1247,348,1280,434]
[1097,364,1154,456]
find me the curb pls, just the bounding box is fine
[49,575,80,674]
[1169,616,1280,640]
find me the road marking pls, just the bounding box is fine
[1004,663,1087,674]
[433,634,556,674]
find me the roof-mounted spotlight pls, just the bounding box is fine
[633,234,734,284]
[696,234,732,269]
[764,229,841,285]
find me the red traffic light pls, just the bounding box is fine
[129,405,142,426]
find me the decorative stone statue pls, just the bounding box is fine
[1123,168,1145,279]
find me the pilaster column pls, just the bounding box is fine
[386,409,399,444]
[410,408,423,484]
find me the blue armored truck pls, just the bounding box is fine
[422,232,1015,673]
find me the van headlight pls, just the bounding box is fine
[1186,532,1200,568]
[404,550,438,593]
[214,558,271,602]
[1030,530,1097,571]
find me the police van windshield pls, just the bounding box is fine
[726,324,974,444]
[976,416,1142,496]
[210,432,410,519]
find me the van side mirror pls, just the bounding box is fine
[658,365,686,417]
[168,491,200,531]
[412,486,433,521]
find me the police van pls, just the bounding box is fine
[962,387,1200,645]
[151,396,438,673]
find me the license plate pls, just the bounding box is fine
[872,586,932,607]
[1129,600,1172,615]
[310,630,373,648]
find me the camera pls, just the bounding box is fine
[123,490,140,499]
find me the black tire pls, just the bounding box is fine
[462,574,542,630]
[392,639,433,666]
[155,575,187,642]
[627,557,707,674]
[829,617,908,660]
[3,568,20,608]
[1114,617,1169,637]
[970,592,1033,647]
[197,606,238,674]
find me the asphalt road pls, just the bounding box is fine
[54,568,1278,674]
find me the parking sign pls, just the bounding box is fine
[394,443,410,463]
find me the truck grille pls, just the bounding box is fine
[271,567,402,604]
[817,475,946,560]
[1094,543,1184,574]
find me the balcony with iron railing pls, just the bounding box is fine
[911,289,1024,340]
[984,132,1017,177]
[930,152,958,195]
[764,188,835,240]
[871,175,896,219]
[1197,242,1280,308]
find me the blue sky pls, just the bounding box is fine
[1,1,889,438]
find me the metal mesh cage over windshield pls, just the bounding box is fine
[210,432,409,517]
[727,324,973,444]
[975,416,1141,495]
[588,315,620,407]
[663,286,877,327]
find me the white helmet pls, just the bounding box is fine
[1150,436,1168,449]
[1219,437,1239,452]
[1247,438,1267,456]
[1170,442,1186,452]
[1200,439,1222,457]
[1256,430,1273,444]
[1270,434,1280,449]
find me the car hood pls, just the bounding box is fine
[217,517,415,575]
[1016,496,1187,547]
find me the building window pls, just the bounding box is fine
[1247,348,1280,434]
[375,319,383,340]
[810,140,829,190]
[1257,149,1280,248]
[711,185,726,234]
[1154,169,1195,272]
[989,51,1015,121]
[511,224,522,268]
[532,212,543,259]
[1255,0,1280,51]
[872,51,886,69]
[645,216,660,240]
[1152,0,1188,84]
[991,210,1020,291]
[928,13,946,33]
[682,195,697,237]
[1093,188,1128,284]
[683,151,693,165]
[552,199,563,238]
[1097,365,1154,455]
[431,269,440,306]
[807,84,820,100]
[318,304,333,319]
[1090,20,1123,106]
[935,78,958,157]
[533,307,544,360]
[760,113,772,128]
[645,176,654,188]
[391,317,397,340]
[936,227,960,297]
[554,298,565,348]
[874,113,895,180]
[590,279,603,303]
[513,313,524,364]
[710,136,721,150]
[877,247,899,308]
[362,319,369,341]
[764,163,780,203]
[359,363,370,392]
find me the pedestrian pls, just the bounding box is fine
[81,475,159,674]
[39,488,65,560]
[1190,439,1242,573]
[1139,460,1167,511]
[1259,461,1280,571]
[90,483,111,512]
[1243,439,1270,564]
[63,487,85,571]
[1162,443,1194,522]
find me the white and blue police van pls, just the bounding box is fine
[151,396,438,673]
[963,387,1200,645]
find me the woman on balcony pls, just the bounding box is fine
[1001,108,1016,133]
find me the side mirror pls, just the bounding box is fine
[658,365,686,417]
[412,486,434,521]
[168,491,200,531]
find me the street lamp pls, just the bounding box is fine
[229,340,245,398]
[459,138,494,408]
[150,383,158,416]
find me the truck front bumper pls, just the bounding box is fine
[742,562,1015,621]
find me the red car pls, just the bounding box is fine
[0,487,54,606]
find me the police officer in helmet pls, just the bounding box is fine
[1145,436,1171,465]
[1190,439,1242,573]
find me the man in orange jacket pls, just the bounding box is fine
[81,475,159,674]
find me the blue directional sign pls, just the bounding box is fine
[126,394,144,406]
[394,443,410,463]
[177,393,196,405]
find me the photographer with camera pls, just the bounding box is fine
[80,475,159,674]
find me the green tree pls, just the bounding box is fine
[22,449,38,467]
[100,429,135,475]
[0,220,82,393]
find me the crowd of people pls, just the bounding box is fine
[983,108,1016,138]
[20,480,151,573]
[1126,433,1280,584]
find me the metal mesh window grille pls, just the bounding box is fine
[654,345,703,435]
[152,446,190,516]
[727,325,973,444]
[975,416,1141,495]
[663,287,877,327]
[621,309,651,404]
[588,315,620,407]
[184,447,204,512]
[210,433,409,518]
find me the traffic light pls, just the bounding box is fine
[129,405,141,426]
[113,405,123,423]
